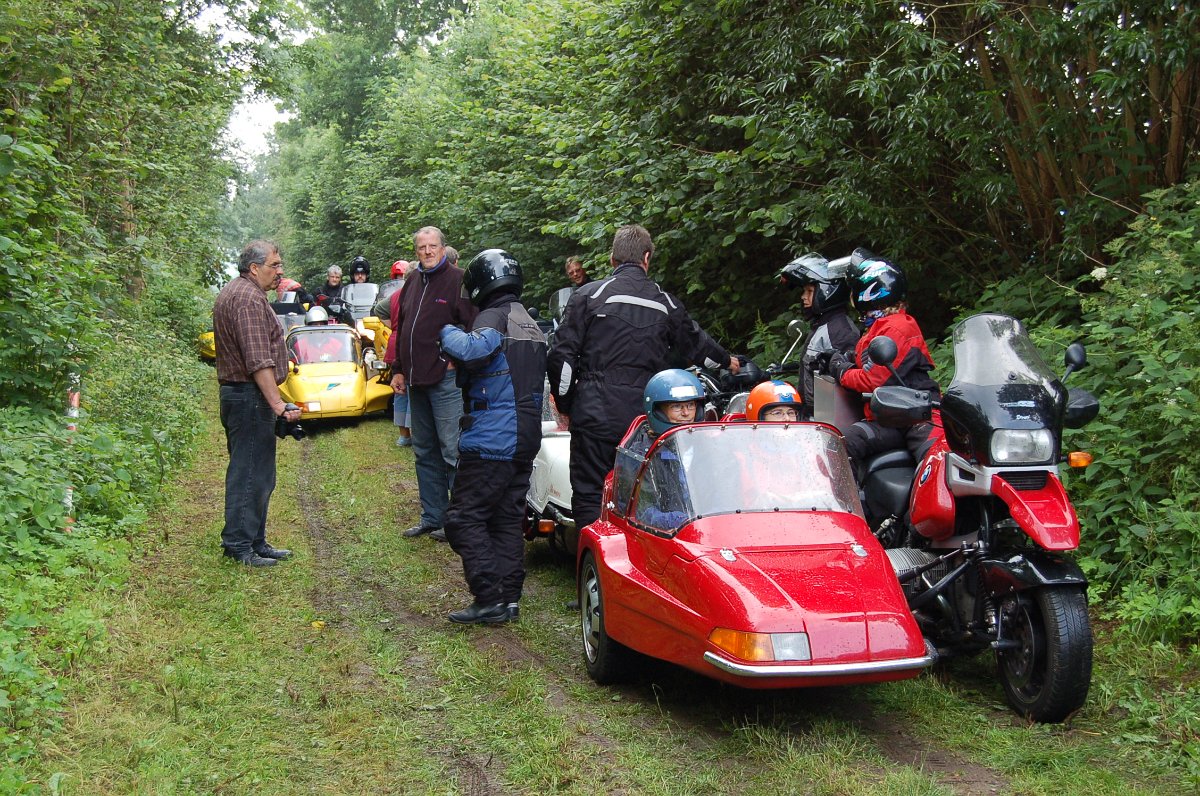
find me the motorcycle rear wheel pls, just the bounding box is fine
[996,586,1093,723]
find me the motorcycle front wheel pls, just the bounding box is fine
[996,586,1093,723]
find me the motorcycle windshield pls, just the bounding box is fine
[943,314,1065,462]
[548,287,573,321]
[632,424,862,532]
[340,283,379,320]
[949,314,1058,390]
[287,329,357,365]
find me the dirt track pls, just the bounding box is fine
[295,437,1011,796]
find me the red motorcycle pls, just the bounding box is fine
[866,313,1100,722]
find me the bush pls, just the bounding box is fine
[0,324,208,767]
[1068,182,1200,642]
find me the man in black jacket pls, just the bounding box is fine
[546,224,738,533]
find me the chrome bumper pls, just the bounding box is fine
[703,649,935,678]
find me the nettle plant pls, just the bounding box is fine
[1067,183,1200,642]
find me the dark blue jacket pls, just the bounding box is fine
[439,293,547,461]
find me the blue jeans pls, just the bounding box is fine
[393,393,410,427]
[408,369,463,528]
[219,383,277,556]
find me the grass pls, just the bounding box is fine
[17,386,1199,794]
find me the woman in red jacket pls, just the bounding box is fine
[828,257,940,471]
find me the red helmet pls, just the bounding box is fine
[277,278,301,293]
[745,380,801,422]
[391,260,409,278]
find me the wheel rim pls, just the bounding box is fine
[580,563,602,665]
[999,597,1046,698]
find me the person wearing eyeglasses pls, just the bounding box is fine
[211,239,301,568]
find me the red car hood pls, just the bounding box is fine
[667,513,923,663]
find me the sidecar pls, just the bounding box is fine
[578,421,932,689]
[279,324,392,420]
[197,327,216,362]
[525,382,575,556]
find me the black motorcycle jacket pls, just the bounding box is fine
[547,262,730,438]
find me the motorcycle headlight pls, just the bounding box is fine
[990,429,1054,464]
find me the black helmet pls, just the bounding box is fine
[464,249,523,306]
[778,253,851,319]
[349,256,370,277]
[849,257,906,312]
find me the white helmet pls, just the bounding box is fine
[305,306,330,325]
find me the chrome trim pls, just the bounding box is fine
[703,651,934,678]
[548,504,576,531]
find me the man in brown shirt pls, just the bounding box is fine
[212,239,302,567]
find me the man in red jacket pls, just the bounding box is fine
[388,227,478,539]
[828,257,940,471]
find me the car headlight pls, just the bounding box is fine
[990,429,1054,464]
[708,628,811,662]
[303,401,322,412]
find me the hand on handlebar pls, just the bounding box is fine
[728,356,741,375]
[828,351,854,383]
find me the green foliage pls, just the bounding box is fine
[0,0,277,773]
[1066,182,1200,642]
[265,0,1200,345]
[0,328,207,767]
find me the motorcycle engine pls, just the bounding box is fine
[885,548,947,600]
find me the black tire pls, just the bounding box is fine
[996,586,1093,723]
[579,551,635,684]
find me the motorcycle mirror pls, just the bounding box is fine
[866,336,902,384]
[786,319,805,339]
[1062,342,1087,381]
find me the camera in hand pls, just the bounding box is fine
[275,403,305,440]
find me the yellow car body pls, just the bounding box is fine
[279,325,393,420]
[198,329,216,361]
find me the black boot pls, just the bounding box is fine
[448,601,509,625]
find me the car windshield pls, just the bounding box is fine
[628,424,862,531]
[340,283,379,320]
[288,329,357,365]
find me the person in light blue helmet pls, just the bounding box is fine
[628,369,707,530]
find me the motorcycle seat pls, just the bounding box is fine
[864,449,915,477]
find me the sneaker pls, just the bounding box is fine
[403,524,438,538]
[395,435,412,447]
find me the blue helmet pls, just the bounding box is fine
[643,369,706,437]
